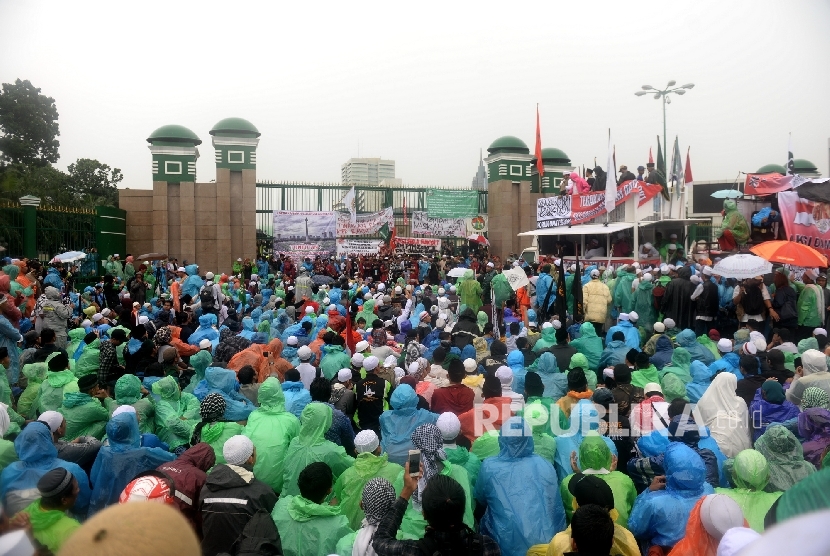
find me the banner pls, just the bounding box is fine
[426,189,479,218]
[336,207,393,236]
[466,215,488,234]
[411,211,466,237]
[336,239,383,256]
[535,180,663,229]
[744,173,794,196]
[272,211,336,261]
[394,237,441,255]
[779,191,830,256]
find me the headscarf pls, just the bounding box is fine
[360,477,396,525]
[761,381,786,404]
[191,393,227,445]
[410,423,446,509]
[803,386,830,410]
[404,341,421,369]
[153,326,172,347]
[473,336,489,361]
[754,425,816,492]
[476,311,489,332]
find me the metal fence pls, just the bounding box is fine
[0,200,97,262]
[255,181,488,250]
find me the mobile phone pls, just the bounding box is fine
[263,351,269,357]
[407,449,421,477]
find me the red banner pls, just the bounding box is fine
[744,173,793,196]
[778,191,830,256]
[570,180,663,224]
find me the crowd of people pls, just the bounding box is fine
[0,246,829,556]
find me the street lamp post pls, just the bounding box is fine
[634,81,694,179]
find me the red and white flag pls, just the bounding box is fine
[648,147,654,165]
[605,130,616,212]
[745,173,794,196]
[684,147,693,188]
[403,196,408,225]
[534,104,544,178]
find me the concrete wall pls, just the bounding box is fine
[120,169,256,274]
[487,178,538,259]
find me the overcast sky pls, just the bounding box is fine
[2,0,829,190]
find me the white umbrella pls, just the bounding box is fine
[712,254,772,279]
[447,267,467,278]
[711,190,743,199]
[502,267,530,291]
[52,251,86,263]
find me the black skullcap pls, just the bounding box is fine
[614,364,632,383]
[612,331,625,341]
[84,332,98,345]
[37,467,73,498]
[524,371,544,395]
[77,374,99,392]
[47,352,69,371]
[568,368,588,390]
[568,473,614,510]
[481,374,502,398]
[592,388,614,407]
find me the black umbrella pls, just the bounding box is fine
[792,179,830,204]
[311,274,335,286]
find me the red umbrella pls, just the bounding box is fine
[750,240,828,268]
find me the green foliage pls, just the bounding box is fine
[0,79,60,167]
[67,158,123,207]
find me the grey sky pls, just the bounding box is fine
[2,0,828,190]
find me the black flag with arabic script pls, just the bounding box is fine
[554,257,567,320]
[572,254,584,320]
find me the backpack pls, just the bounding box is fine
[652,283,666,310]
[199,287,215,309]
[418,528,484,556]
[741,284,765,315]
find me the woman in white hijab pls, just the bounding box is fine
[696,372,752,457]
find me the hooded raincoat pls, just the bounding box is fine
[17,362,48,419]
[319,344,352,381]
[696,373,752,457]
[650,336,674,369]
[754,425,815,492]
[507,350,528,395]
[475,417,565,556]
[553,400,618,484]
[115,374,156,434]
[798,407,830,468]
[185,349,212,394]
[569,323,603,372]
[605,320,641,350]
[627,443,715,548]
[40,286,71,348]
[675,330,715,366]
[599,340,631,371]
[282,403,354,497]
[631,364,660,390]
[379,385,439,465]
[720,199,749,244]
[715,449,781,531]
[188,314,219,347]
[535,352,568,402]
[0,422,91,517]
[659,347,693,384]
[632,280,658,332]
[88,413,175,515]
[151,376,200,449]
[748,386,800,441]
[532,325,557,353]
[59,391,113,441]
[559,433,637,528]
[194,367,256,421]
[243,378,300,493]
[17,499,80,553]
[271,494,353,556]
[685,361,713,403]
[333,451,403,530]
[458,270,483,313]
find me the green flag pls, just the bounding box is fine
[656,135,669,201]
[378,222,391,243]
[656,135,665,177]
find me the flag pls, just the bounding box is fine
[534,104,544,178]
[605,130,616,212]
[786,134,795,176]
[342,186,356,224]
[744,173,795,196]
[389,227,396,251]
[572,255,583,319]
[648,147,654,165]
[656,136,665,177]
[684,147,693,190]
[671,136,683,198]
[403,196,408,225]
[554,258,567,320]
[378,222,392,244]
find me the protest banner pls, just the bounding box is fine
[466,215,488,234]
[535,180,663,229]
[779,191,830,257]
[336,207,393,236]
[394,237,442,255]
[411,211,466,237]
[426,189,479,218]
[336,238,383,256]
[272,211,336,260]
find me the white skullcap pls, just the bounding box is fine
[112,405,137,418]
[430,305,439,315]
[405,284,413,291]
[394,367,404,382]
[337,368,352,383]
[805,268,819,279]
[206,272,214,280]
[643,273,653,282]
[540,321,553,330]
[383,355,397,368]
[670,233,678,239]
[363,356,379,371]
[618,313,630,322]
[143,302,151,309]
[749,331,765,343]
[177,267,186,272]
[354,430,379,453]
[699,495,747,539]
[667,243,677,249]
[395,286,402,294]
[660,264,669,273]
[814,328,828,337]
[223,435,255,466]
[351,353,364,366]
[653,322,666,333]
[644,382,663,395]
[495,366,513,385]
[101,308,111,317]
[743,341,757,355]
[590,269,600,278]
[717,338,733,353]
[569,264,576,272]
[553,259,561,266]
[487,262,494,268]
[628,311,639,322]
[703,266,713,276]
[377,283,385,291]
[81,319,92,328]
[287,335,298,346]
[328,304,336,311]
[644,242,653,249]
[38,410,64,433]
[753,338,767,352]
[199,339,212,349]
[464,358,477,373]
[92,313,103,322]
[250,274,258,280]
[356,340,369,352]
[668,264,677,271]
[603,367,615,379]
[436,319,446,329]
[408,361,420,375]
[138,316,149,324]
[632,262,641,269]
[419,311,430,320]
[552,320,562,329]
[323,297,331,305]
[690,275,702,284]
[438,287,445,295]
[663,318,675,329]
[305,306,315,314]
[297,346,312,360]
[436,412,462,441]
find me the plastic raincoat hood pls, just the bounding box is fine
[390,384,418,411]
[256,377,287,412]
[115,374,142,405]
[205,367,239,394]
[297,403,332,446]
[152,376,181,403]
[498,417,535,459]
[730,449,770,491]
[665,443,707,496]
[15,422,58,464]
[579,433,612,470]
[106,412,141,452]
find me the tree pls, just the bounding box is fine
[0,79,60,167]
[67,158,123,207]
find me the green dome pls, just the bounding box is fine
[210,117,260,137]
[146,124,201,145]
[757,163,785,174]
[793,159,818,173]
[487,136,529,154]
[540,147,570,164]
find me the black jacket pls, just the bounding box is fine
[452,308,480,349]
[661,268,697,330]
[696,280,720,318]
[199,464,279,556]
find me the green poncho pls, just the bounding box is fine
[282,403,354,497]
[630,364,659,389]
[471,430,500,461]
[202,420,245,465]
[716,449,782,532]
[332,451,403,530]
[74,338,101,378]
[243,378,300,493]
[720,199,749,244]
[613,270,636,313]
[532,325,557,354]
[698,334,721,361]
[569,323,603,373]
[17,363,48,420]
[659,347,693,385]
[355,298,377,327]
[19,500,80,553]
[491,273,513,308]
[458,270,483,313]
[661,373,689,402]
[59,392,114,441]
[271,495,353,556]
[185,349,213,394]
[151,376,200,449]
[38,369,79,413]
[477,311,489,333]
[754,425,816,492]
[521,400,557,468]
[559,433,637,529]
[65,328,87,363]
[632,281,657,332]
[568,353,598,391]
[115,374,156,434]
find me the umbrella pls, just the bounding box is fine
[711,190,743,199]
[447,267,467,278]
[52,251,86,263]
[136,253,167,261]
[502,267,529,291]
[311,274,334,286]
[712,254,772,279]
[750,240,828,268]
[467,234,490,245]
